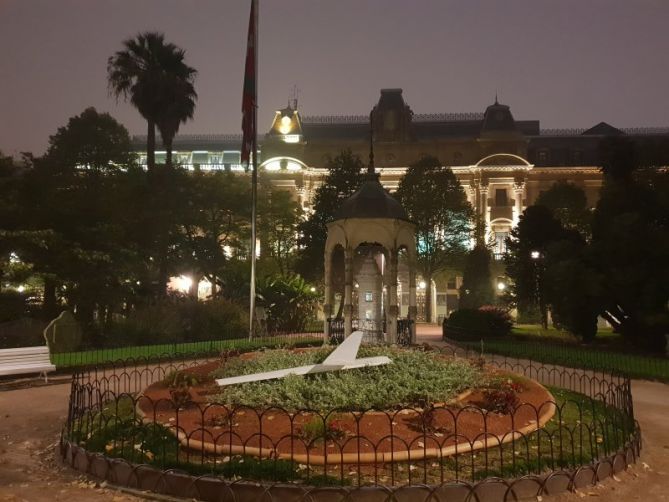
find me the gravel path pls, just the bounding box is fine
[0,327,667,501]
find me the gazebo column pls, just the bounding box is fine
[408,268,417,343]
[387,249,398,344]
[323,248,334,340]
[343,247,354,338]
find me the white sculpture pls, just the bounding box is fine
[215,331,391,387]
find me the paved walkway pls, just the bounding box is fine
[0,327,667,501]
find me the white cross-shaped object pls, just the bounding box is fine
[215,331,391,387]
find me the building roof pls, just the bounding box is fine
[331,174,410,222]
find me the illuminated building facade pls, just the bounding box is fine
[132,89,668,321]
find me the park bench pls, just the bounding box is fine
[0,345,56,382]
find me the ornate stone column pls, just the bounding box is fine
[513,181,525,226]
[387,248,398,344]
[479,183,490,239]
[323,248,334,339]
[408,268,417,343]
[343,247,354,338]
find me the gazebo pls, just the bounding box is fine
[323,156,417,344]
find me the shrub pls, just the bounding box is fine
[105,297,247,347]
[443,306,513,339]
[256,274,318,332]
[480,379,523,414]
[300,416,347,443]
[0,290,27,323]
[211,347,483,411]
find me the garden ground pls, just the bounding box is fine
[0,325,668,501]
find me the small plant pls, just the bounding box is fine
[164,370,199,408]
[300,416,347,443]
[480,379,522,414]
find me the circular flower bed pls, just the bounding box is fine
[135,347,556,466]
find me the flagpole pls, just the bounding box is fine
[248,0,258,341]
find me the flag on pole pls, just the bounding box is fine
[241,0,257,166]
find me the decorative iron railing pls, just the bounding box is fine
[60,348,640,501]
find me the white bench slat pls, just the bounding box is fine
[0,345,56,381]
[0,346,50,355]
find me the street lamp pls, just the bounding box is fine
[530,250,547,329]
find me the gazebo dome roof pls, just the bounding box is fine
[332,174,410,222]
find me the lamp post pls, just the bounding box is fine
[530,250,547,329]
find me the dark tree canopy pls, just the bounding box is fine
[535,181,590,238]
[459,245,494,309]
[295,149,365,282]
[505,205,564,328]
[591,154,669,351]
[395,155,473,322]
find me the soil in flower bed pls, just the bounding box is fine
[136,351,555,462]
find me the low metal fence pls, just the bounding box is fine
[448,334,669,383]
[60,346,640,501]
[50,327,325,370]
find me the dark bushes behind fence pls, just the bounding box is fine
[443,306,513,339]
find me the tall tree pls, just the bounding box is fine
[591,137,669,351]
[295,150,365,283]
[505,205,564,329]
[257,185,302,275]
[459,244,494,309]
[107,32,197,170]
[155,75,197,167]
[543,230,601,342]
[395,156,473,323]
[19,109,139,324]
[179,171,250,296]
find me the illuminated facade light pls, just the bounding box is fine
[17,285,25,293]
[418,281,426,289]
[283,134,300,143]
[169,275,193,294]
[497,282,506,291]
[530,250,541,259]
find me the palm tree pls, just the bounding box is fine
[107,32,197,171]
[155,76,197,167]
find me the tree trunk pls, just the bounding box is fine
[147,120,156,171]
[43,278,58,320]
[424,274,433,323]
[165,136,173,167]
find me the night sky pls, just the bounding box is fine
[2,0,669,157]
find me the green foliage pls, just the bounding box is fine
[258,184,302,275]
[444,307,513,338]
[211,347,483,411]
[73,396,339,483]
[179,170,250,293]
[256,274,318,332]
[460,338,669,382]
[544,236,601,343]
[395,156,473,321]
[459,245,494,309]
[505,205,565,328]
[535,181,591,238]
[591,148,669,352]
[43,107,135,173]
[295,150,365,282]
[105,297,248,347]
[299,416,346,443]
